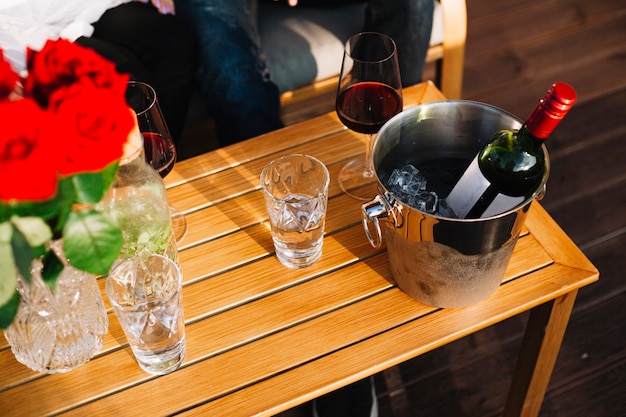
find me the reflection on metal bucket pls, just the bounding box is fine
[362,101,549,308]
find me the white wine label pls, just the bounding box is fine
[481,193,524,217]
[446,158,489,218]
[446,158,524,218]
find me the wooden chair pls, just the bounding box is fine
[257,0,467,125]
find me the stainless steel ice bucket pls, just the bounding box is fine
[362,100,549,308]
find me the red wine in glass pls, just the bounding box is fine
[143,132,176,178]
[336,81,403,135]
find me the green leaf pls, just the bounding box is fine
[53,178,78,234]
[0,221,11,242]
[63,209,123,276]
[41,250,64,291]
[9,223,33,283]
[0,290,20,330]
[100,162,120,195]
[0,199,59,222]
[0,223,18,307]
[72,162,119,204]
[10,216,52,249]
[0,203,8,223]
[72,172,106,204]
[0,221,19,329]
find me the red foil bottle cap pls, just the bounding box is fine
[525,82,577,139]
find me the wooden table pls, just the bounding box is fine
[0,82,598,417]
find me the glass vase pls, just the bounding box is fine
[3,242,108,373]
[102,124,178,265]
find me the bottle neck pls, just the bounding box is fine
[524,106,560,140]
[523,82,577,140]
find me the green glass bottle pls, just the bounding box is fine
[446,82,577,218]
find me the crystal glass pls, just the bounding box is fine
[102,127,179,265]
[106,254,185,375]
[336,32,403,200]
[3,241,108,373]
[260,154,330,268]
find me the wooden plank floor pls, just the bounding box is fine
[179,0,626,415]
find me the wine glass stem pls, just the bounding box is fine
[364,133,374,177]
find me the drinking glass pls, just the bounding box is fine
[336,32,403,200]
[106,254,185,375]
[125,81,187,242]
[260,154,330,268]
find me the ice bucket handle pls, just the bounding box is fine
[361,194,398,248]
[536,184,547,201]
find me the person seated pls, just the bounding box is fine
[0,0,196,144]
[174,0,433,147]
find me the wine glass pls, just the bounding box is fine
[125,81,187,243]
[336,32,403,200]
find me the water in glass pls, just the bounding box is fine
[270,193,326,268]
[106,254,185,375]
[261,154,329,269]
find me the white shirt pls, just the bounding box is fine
[0,0,130,72]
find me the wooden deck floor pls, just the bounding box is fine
[180,0,626,415]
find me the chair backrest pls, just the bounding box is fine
[433,0,467,100]
[255,0,467,125]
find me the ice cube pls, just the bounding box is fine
[387,164,439,213]
[437,198,459,218]
[388,164,428,196]
[407,191,438,213]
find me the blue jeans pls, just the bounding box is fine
[175,0,433,146]
[175,0,283,146]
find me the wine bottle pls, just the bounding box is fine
[445,82,577,219]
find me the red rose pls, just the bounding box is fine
[50,82,133,175]
[0,99,61,202]
[23,39,129,108]
[0,50,19,100]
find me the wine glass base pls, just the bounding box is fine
[169,206,187,244]
[338,158,378,200]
